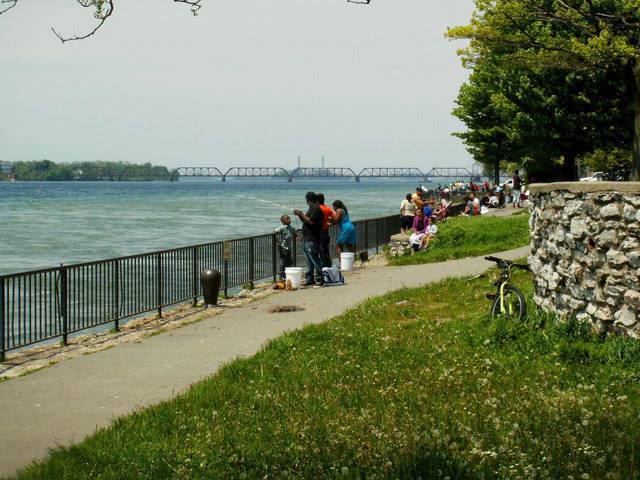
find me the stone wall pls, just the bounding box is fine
[529,182,640,337]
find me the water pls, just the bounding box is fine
[0,178,432,276]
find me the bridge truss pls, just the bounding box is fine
[170,165,478,182]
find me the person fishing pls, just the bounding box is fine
[293,192,324,287]
[331,200,356,255]
[275,214,295,281]
[316,193,335,268]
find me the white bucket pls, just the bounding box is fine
[284,267,304,290]
[340,252,355,271]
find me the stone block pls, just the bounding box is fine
[565,199,583,216]
[628,252,640,268]
[594,306,613,322]
[570,217,588,238]
[606,249,629,267]
[624,290,640,308]
[596,229,617,247]
[622,237,639,251]
[613,306,637,328]
[624,204,636,222]
[600,203,621,218]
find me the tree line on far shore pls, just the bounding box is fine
[4,160,174,181]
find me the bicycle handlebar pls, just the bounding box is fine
[513,263,531,271]
[484,256,508,264]
[484,256,530,271]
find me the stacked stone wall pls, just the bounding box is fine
[529,182,640,337]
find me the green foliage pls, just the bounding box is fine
[448,0,640,180]
[11,160,172,181]
[15,271,640,479]
[580,147,632,181]
[389,213,530,266]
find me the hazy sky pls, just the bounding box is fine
[0,0,474,170]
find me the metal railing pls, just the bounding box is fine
[0,214,401,359]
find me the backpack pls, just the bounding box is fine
[322,267,345,286]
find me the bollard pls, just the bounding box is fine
[200,269,221,307]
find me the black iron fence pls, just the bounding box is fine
[0,214,401,359]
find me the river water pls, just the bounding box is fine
[0,178,433,276]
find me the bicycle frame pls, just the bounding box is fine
[495,264,514,315]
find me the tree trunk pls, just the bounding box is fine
[560,152,576,181]
[494,158,500,186]
[632,63,640,181]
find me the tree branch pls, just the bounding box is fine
[3,0,372,42]
[0,0,17,15]
[173,0,202,16]
[51,0,114,43]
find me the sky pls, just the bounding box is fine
[0,0,475,171]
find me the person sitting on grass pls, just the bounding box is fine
[423,199,434,220]
[432,196,451,222]
[409,209,431,253]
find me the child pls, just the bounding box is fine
[275,214,296,281]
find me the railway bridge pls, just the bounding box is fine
[170,166,477,182]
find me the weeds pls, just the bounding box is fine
[16,269,640,480]
[390,214,531,265]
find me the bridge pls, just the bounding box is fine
[170,166,478,182]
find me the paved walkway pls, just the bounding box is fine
[0,246,529,477]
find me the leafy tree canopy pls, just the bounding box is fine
[449,0,640,181]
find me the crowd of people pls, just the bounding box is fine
[399,171,528,251]
[399,187,450,253]
[462,170,528,216]
[276,191,356,287]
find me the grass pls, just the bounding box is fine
[13,269,640,480]
[389,212,531,266]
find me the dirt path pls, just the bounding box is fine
[0,246,529,477]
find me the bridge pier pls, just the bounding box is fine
[355,176,360,183]
[221,176,226,182]
[288,176,293,183]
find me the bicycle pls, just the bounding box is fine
[484,256,530,321]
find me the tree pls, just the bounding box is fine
[0,0,369,43]
[453,53,632,182]
[448,0,640,181]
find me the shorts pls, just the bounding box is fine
[401,215,414,229]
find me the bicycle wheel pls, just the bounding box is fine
[490,285,527,321]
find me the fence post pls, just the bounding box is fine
[192,246,198,306]
[60,267,68,346]
[292,233,298,267]
[248,238,255,286]
[375,219,380,254]
[0,278,5,362]
[114,260,120,332]
[223,259,229,298]
[156,253,162,317]
[271,234,277,282]
[223,241,230,298]
[364,221,369,250]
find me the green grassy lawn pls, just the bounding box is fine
[389,212,531,266]
[15,268,640,479]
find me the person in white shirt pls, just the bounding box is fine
[400,193,417,234]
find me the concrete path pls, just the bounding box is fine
[0,246,529,477]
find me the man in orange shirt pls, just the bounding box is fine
[316,193,335,268]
